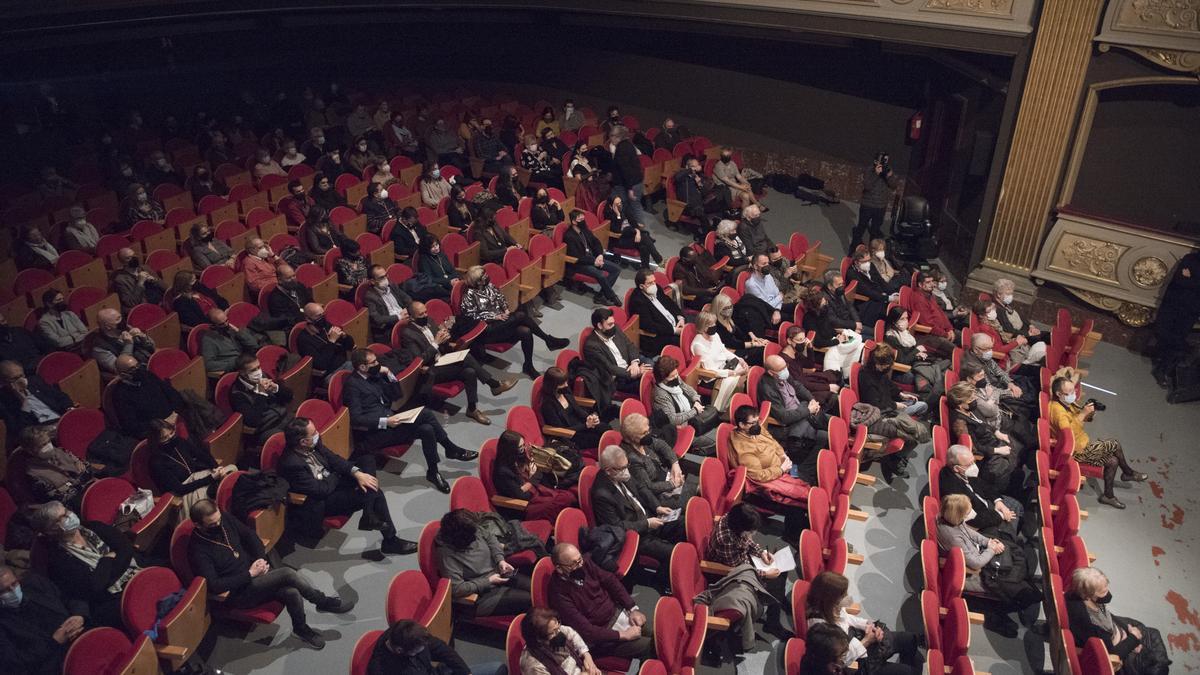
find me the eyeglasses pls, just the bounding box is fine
[558,556,584,571]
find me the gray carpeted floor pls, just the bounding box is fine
[203,189,1200,674]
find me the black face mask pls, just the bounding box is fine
[974,379,987,390]
[747,423,762,436]
[310,317,331,330]
[967,400,978,411]
[749,217,762,226]
[705,326,717,336]
[720,156,732,163]
[413,316,429,327]
[1096,592,1112,604]
[202,232,215,242]
[665,377,681,388]
[203,522,223,537]
[598,326,616,338]
[53,301,68,312]
[368,364,382,377]
[640,433,654,447]
[549,632,568,650]
[557,385,570,394]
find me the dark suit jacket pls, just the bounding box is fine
[390,222,430,259]
[0,375,73,443]
[296,325,354,373]
[562,225,604,267]
[276,442,355,499]
[591,470,658,535]
[0,572,83,675]
[627,289,682,354]
[342,371,400,433]
[46,521,136,610]
[113,372,184,439]
[395,322,442,366]
[846,265,889,303]
[363,283,414,332]
[757,372,821,439]
[582,330,639,383]
[473,224,516,265]
[229,377,293,430]
[937,465,1002,532]
[857,366,901,411]
[267,284,312,326]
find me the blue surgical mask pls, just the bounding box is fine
[61,512,81,533]
[981,349,994,360]
[777,368,790,381]
[1061,392,1077,405]
[0,585,22,608]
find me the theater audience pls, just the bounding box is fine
[757,355,828,453]
[547,543,654,660]
[938,443,1021,539]
[367,619,471,675]
[619,412,689,507]
[561,100,585,132]
[845,247,889,327]
[0,565,87,675]
[583,307,648,404]
[241,236,284,296]
[167,269,223,327]
[363,264,412,340]
[200,307,259,377]
[362,181,399,235]
[277,416,415,553]
[147,417,234,510]
[519,607,599,675]
[472,208,519,265]
[188,499,351,650]
[779,324,840,405]
[971,298,1036,366]
[342,348,476,493]
[110,247,163,312]
[252,148,286,180]
[564,209,622,306]
[414,235,457,297]
[436,508,531,616]
[671,246,719,309]
[15,224,59,271]
[297,302,355,376]
[883,307,951,391]
[709,293,765,367]
[805,571,922,674]
[627,268,684,357]
[0,360,73,442]
[929,269,970,329]
[521,135,564,190]
[531,189,565,232]
[650,356,718,454]
[188,222,236,270]
[909,271,957,341]
[446,187,476,231]
[728,405,808,537]
[744,253,793,322]
[309,172,345,211]
[591,445,683,564]
[36,289,88,351]
[1066,567,1165,665]
[962,333,1028,410]
[18,425,95,509]
[689,312,749,410]
[539,366,605,450]
[91,307,156,373]
[267,264,312,326]
[300,208,343,256]
[390,207,430,261]
[229,354,293,442]
[713,149,762,210]
[111,354,184,438]
[460,266,569,379]
[946,381,1017,489]
[609,126,646,226]
[60,206,100,253]
[1049,375,1145,509]
[858,344,928,419]
[491,431,577,520]
[496,164,525,209]
[655,117,684,150]
[32,500,140,629]
[281,179,315,230]
[119,183,166,227]
[800,623,852,673]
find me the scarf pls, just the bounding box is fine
[64,528,140,594]
[68,223,99,249]
[658,381,692,413]
[887,328,916,348]
[871,256,896,282]
[719,234,746,259]
[28,241,59,264]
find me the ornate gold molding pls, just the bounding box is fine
[1070,289,1155,326]
[1048,234,1126,283]
[1098,42,1200,72]
[922,0,1012,16]
[1131,256,1169,288]
[1115,0,1200,33]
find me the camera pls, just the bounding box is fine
[1085,398,1107,412]
[874,152,890,168]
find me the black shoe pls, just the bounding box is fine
[315,595,355,613]
[381,536,418,555]
[447,447,479,461]
[357,514,383,531]
[294,624,326,649]
[523,363,541,379]
[1098,495,1126,509]
[546,336,570,350]
[984,613,1019,639]
[427,472,451,493]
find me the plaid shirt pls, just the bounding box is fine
[705,515,764,566]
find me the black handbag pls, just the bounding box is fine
[689,405,721,435]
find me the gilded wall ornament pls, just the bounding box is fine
[1060,238,1123,281]
[1126,0,1200,32]
[1131,256,1170,288]
[1117,302,1154,326]
[923,0,1012,15]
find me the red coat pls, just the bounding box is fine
[909,289,953,336]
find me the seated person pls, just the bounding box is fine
[805,571,922,674]
[277,417,415,554]
[547,543,654,661]
[251,149,286,180]
[188,165,228,203]
[738,205,776,256]
[857,343,929,433]
[935,494,1041,637]
[713,219,751,275]
[713,149,763,209]
[396,301,515,426]
[0,360,73,442]
[539,367,605,451]
[229,354,294,443]
[973,297,1045,369]
[333,240,369,292]
[583,307,649,405]
[591,445,683,564]
[744,253,794,321]
[530,189,565,232]
[416,235,458,297]
[347,136,379,175]
[363,264,413,341]
[119,184,165,228]
[492,431,577,520]
[240,236,284,297]
[992,278,1045,349]
[650,355,718,455]
[939,443,1021,539]
[673,155,730,231]
[0,307,43,374]
[959,361,1035,454]
[369,158,399,190]
[496,164,525,210]
[800,623,853,674]
[200,308,260,378]
[297,302,355,377]
[361,181,399,235]
[267,264,312,328]
[281,179,315,230]
[962,333,1034,412]
[342,348,476,493]
[1048,375,1146,509]
[367,619,471,675]
[187,499,351,650]
[427,120,472,177]
[445,187,476,231]
[188,222,235,270]
[671,246,719,310]
[540,127,570,162]
[435,509,531,617]
[301,208,347,257]
[471,209,519,265]
[757,355,829,454]
[823,271,862,335]
[946,381,1018,491]
[710,293,767,367]
[882,307,951,394]
[15,224,59,271]
[520,135,563,191]
[779,324,840,406]
[801,289,841,349]
[418,163,453,209]
[309,172,345,211]
[929,268,970,329]
[146,418,235,511]
[867,238,908,295]
[729,405,809,539]
[519,607,600,675]
[32,500,140,628]
[1066,567,1165,666]
[110,248,164,313]
[704,503,787,631]
[111,355,184,439]
[90,307,156,374]
[627,268,684,357]
[0,565,88,675]
[61,206,100,254]
[169,270,228,328]
[18,425,95,510]
[391,207,430,261]
[690,312,749,408]
[619,412,690,508]
[473,119,510,175]
[909,271,959,342]
[845,247,890,328]
[563,210,621,307]
[460,266,569,379]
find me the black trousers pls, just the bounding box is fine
[422,354,497,410]
[357,408,449,473]
[229,568,325,629]
[477,312,549,367]
[850,205,887,253]
[475,573,532,617]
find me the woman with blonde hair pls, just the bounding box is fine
[689,311,748,411]
[709,292,768,366]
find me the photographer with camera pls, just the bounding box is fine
[1048,376,1146,509]
[849,152,899,255]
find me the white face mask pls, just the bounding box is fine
[247,368,263,382]
[981,349,994,360]
[896,319,909,331]
[938,281,948,291]
[858,262,871,273]
[644,285,657,297]
[964,463,980,478]
[874,250,885,260]
[1000,294,1013,305]
[986,309,997,321]
[1061,392,1077,405]
[309,432,320,447]
[965,509,978,522]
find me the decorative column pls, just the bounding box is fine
[970,0,1106,288]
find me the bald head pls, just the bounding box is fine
[117,247,136,264]
[303,303,324,321]
[410,301,427,320]
[552,542,580,565]
[971,333,993,352]
[743,204,761,220]
[946,444,972,466]
[765,355,787,375]
[115,354,139,376]
[276,264,295,282]
[97,308,122,332]
[0,361,23,385]
[207,308,228,326]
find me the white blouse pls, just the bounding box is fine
[691,333,738,376]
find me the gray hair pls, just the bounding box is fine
[993,278,1015,295]
[1070,567,1107,598]
[970,332,992,350]
[822,270,841,286]
[598,445,626,469]
[946,444,972,466]
[30,500,66,535]
[716,219,738,237]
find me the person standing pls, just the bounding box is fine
[849,153,898,254]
